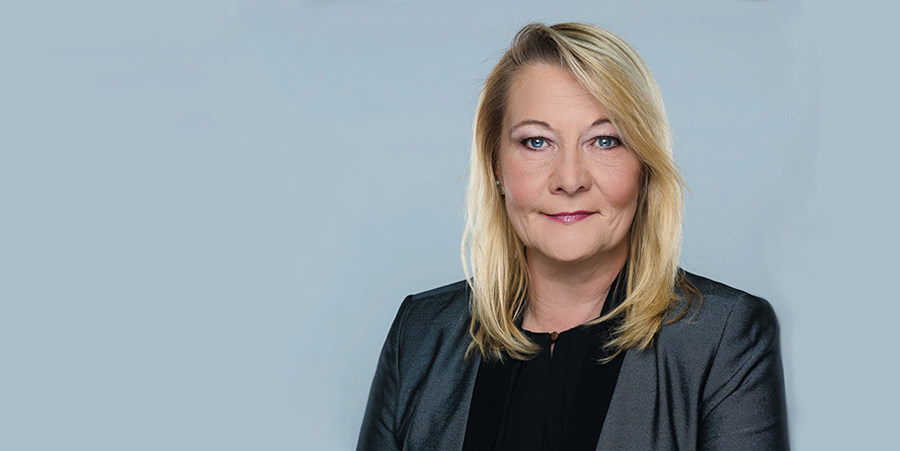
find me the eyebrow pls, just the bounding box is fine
[508,120,551,135]
[508,118,613,136]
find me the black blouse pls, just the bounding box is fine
[461,274,627,451]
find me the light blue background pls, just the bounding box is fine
[1,1,896,449]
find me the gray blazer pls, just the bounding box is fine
[357,272,789,450]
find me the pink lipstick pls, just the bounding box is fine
[546,211,594,224]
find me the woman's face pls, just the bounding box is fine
[496,64,643,268]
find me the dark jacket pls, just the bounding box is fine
[357,271,789,450]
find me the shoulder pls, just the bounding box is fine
[388,281,471,361]
[657,271,779,362]
[395,280,470,331]
[675,270,777,330]
[360,281,474,449]
[667,273,788,445]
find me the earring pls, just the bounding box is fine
[495,179,505,196]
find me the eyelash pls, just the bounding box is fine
[521,137,549,150]
[519,135,622,151]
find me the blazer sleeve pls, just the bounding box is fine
[356,296,412,451]
[698,295,790,450]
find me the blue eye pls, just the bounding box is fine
[595,136,620,148]
[524,137,546,149]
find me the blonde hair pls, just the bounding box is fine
[462,23,698,362]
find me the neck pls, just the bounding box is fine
[520,244,627,334]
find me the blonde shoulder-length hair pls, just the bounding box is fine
[462,23,699,362]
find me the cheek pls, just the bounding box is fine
[504,180,536,206]
[501,192,531,244]
[599,162,643,210]
[503,180,536,222]
[499,160,541,207]
[606,176,641,208]
[499,168,543,240]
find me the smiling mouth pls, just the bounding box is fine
[546,211,595,224]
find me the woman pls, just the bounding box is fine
[358,23,788,451]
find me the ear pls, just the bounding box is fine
[492,159,503,187]
[492,166,505,196]
[492,149,506,196]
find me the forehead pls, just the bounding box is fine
[504,64,608,126]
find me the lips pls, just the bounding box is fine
[546,211,595,224]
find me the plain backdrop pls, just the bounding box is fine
[1,0,897,450]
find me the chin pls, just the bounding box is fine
[542,247,604,265]
[533,236,627,266]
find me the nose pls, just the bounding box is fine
[551,144,590,195]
